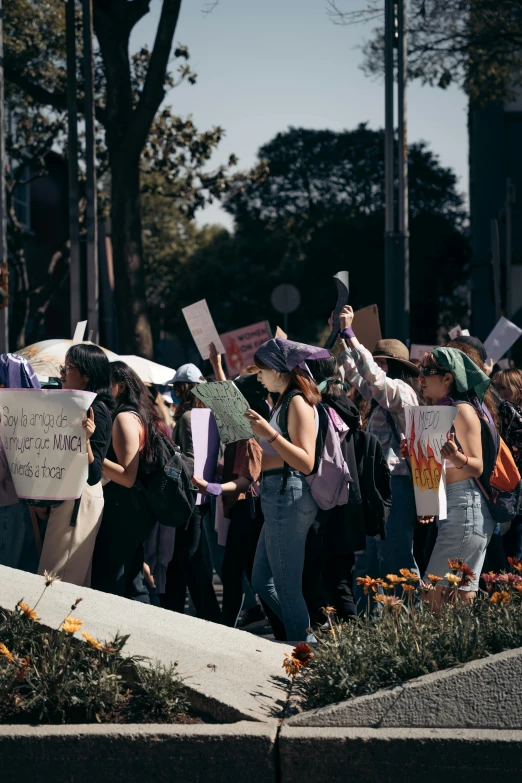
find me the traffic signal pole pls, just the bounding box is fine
[0,0,9,351]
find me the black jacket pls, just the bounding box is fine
[87,398,113,486]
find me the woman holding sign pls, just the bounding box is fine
[38,345,113,586]
[337,306,421,594]
[247,339,331,643]
[418,348,496,604]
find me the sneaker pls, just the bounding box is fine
[235,604,267,631]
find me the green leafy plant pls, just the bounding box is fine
[0,575,189,724]
[289,558,522,712]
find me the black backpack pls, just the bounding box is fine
[135,435,196,528]
[352,429,392,539]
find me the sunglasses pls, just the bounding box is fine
[419,365,447,378]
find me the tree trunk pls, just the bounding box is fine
[6,197,31,349]
[110,151,153,357]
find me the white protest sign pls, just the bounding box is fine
[191,409,220,506]
[405,405,459,518]
[182,299,225,361]
[448,325,470,340]
[72,321,88,344]
[0,389,96,501]
[484,317,522,364]
[192,381,256,444]
[410,344,434,361]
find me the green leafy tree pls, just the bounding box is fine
[5,0,233,356]
[328,0,522,103]
[166,126,469,345]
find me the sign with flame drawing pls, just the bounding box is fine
[405,406,459,518]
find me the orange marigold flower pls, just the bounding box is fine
[18,601,39,622]
[282,655,303,678]
[82,632,103,651]
[16,656,30,683]
[375,594,403,610]
[386,574,407,584]
[507,557,522,574]
[0,642,15,662]
[401,584,415,593]
[292,643,314,666]
[61,617,84,634]
[489,591,511,605]
[356,575,382,594]
[320,606,337,617]
[515,585,522,594]
[448,558,464,571]
[399,568,420,582]
[445,573,462,586]
[427,574,444,584]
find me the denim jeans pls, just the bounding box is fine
[253,472,317,642]
[353,535,383,614]
[0,503,38,572]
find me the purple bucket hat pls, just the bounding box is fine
[255,339,332,375]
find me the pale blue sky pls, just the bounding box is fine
[132,0,468,230]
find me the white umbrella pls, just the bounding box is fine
[119,355,175,386]
[18,339,120,378]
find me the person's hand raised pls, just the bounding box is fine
[339,305,354,332]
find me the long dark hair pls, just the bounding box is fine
[110,361,169,468]
[173,382,206,422]
[65,344,113,406]
[385,358,423,401]
[445,340,500,430]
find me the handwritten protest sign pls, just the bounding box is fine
[448,325,470,340]
[192,381,255,444]
[405,405,459,518]
[220,321,272,375]
[0,389,96,500]
[324,271,349,349]
[182,299,225,361]
[484,317,522,364]
[352,304,382,351]
[191,409,221,505]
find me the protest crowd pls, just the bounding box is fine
[1,301,522,644]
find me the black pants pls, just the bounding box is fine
[303,524,356,625]
[163,505,221,623]
[221,498,286,640]
[91,483,155,602]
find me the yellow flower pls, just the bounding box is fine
[386,574,407,585]
[0,642,15,662]
[427,574,444,584]
[61,617,84,634]
[399,568,420,582]
[356,576,382,594]
[444,573,462,586]
[18,601,39,622]
[82,632,103,651]
[489,591,511,605]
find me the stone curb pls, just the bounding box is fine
[0,722,278,783]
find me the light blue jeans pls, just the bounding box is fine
[425,479,496,591]
[253,472,318,642]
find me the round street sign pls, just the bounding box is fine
[270,284,301,314]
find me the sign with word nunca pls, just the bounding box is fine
[0,389,96,501]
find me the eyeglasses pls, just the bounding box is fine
[60,364,78,375]
[419,365,446,377]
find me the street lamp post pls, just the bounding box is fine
[0,0,9,351]
[66,0,81,334]
[384,0,409,345]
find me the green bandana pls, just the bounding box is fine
[431,347,490,401]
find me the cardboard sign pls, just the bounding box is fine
[192,381,256,444]
[220,321,272,375]
[484,317,522,364]
[410,344,434,361]
[0,389,96,500]
[275,326,287,339]
[191,409,221,506]
[352,305,382,352]
[72,321,88,344]
[405,405,459,518]
[324,271,349,350]
[182,299,225,361]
